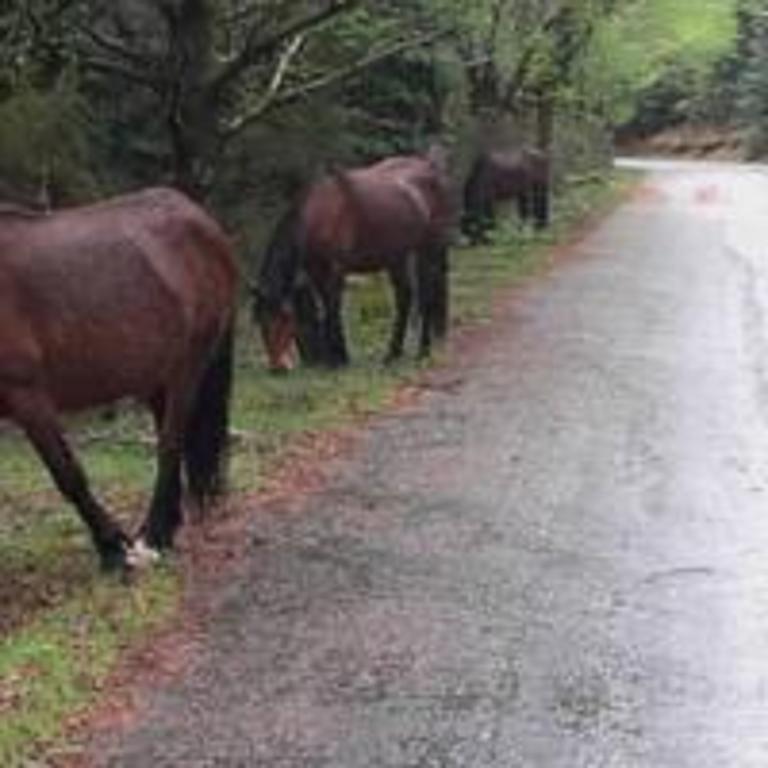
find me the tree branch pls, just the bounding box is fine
[221,0,275,28]
[501,2,576,108]
[486,0,512,59]
[208,0,359,98]
[221,28,450,141]
[80,56,162,91]
[224,32,306,136]
[80,25,155,69]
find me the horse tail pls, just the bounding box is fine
[415,242,450,347]
[528,149,550,229]
[419,245,450,339]
[462,156,489,242]
[430,245,449,339]
[184,321,235,508]
[533,162,550,229]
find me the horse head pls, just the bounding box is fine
[253,203,306,373]
[249,279,298,374]
[253,198,335,374]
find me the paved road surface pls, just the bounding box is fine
[94,159,768,767]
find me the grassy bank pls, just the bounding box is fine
[0,170,636,765]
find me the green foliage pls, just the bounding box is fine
[615,0,768,153]
[0,570,177,768]
[0,0,673,209]
[731,0,768,156]
[597,0,740,126]
[0,71,96,202]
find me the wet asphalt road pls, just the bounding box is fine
[95,159,768,767]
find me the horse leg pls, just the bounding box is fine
[482,200,495,242]
[384,262,412,364]
[517,189,532,224]
[316,275,349,367]
[6,387,130,570]
[293,279,327,366]
[533,182,550,228]
[137,387,187,554]
[415,252,433,359]
[416,244,451,358]
[426,244,449,341]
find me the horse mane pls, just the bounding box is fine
[256,204,304,310]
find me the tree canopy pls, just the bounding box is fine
[0,0,753,214]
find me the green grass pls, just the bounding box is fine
[0,170,635,766]
[0,569,177,767]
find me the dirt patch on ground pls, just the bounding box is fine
[49,414,405,766]
[0,554,91,636]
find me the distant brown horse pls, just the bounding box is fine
[0,188,238,571]
[252,150,452,370]
[462,147,550,243]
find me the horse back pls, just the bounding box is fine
[0,188,237,412]
[492,148,548,187]
[300,158,449,272]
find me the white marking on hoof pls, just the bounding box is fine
[126,538,161,570]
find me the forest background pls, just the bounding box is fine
[0,0,759,260]
[2,3,768,762]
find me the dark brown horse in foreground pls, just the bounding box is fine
[462,147,550,244]
[252,150,452,370]
[0,188,238,571]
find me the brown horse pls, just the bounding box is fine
[0,188,238,571]
[462,147,550,243]
[252,150,452,370]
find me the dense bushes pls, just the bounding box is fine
[2,1,744,238]
[613,0,768,157]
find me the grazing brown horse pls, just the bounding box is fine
[0,188,238,571]
[253,150,452,370]
[462,147,550,243]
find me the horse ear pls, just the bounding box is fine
[426,142,447,165]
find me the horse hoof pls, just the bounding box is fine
[125,538,161,571]
[98,534,132,573]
